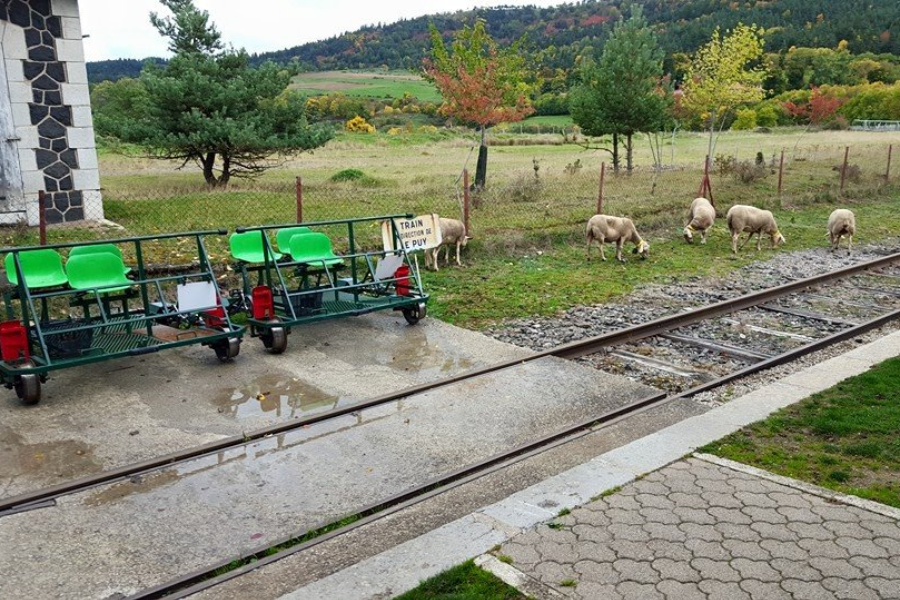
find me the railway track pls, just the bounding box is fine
[5,251,900,599]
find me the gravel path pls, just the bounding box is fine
[486,239,900,405]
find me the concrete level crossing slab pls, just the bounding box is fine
[0,353,656,599]
[0,312,532,498]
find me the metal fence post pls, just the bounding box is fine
[840,146,850,193]
[38,190,47,246]
[295,176,303,223]
[596,162,605,214]
[887,144,893,183]
[777,149,785,197]
[463,169,471,236]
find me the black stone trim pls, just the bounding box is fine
[2,0,88,222]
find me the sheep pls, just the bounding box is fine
[683,197,716,244]
[586,214,650,262]
[425,217,470,271]
[726,204,786,254]
[827,208,855,253]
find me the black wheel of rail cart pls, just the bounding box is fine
[402,305,426,326]
[14,363,41,405]
[213,338,241,362]
[261,320,288,354]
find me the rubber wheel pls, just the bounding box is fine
[402,305,425,325]
[262,326,288,354]
[15,372,41,405]
[214,337,241,362]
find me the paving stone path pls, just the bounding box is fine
[500,457,900,600]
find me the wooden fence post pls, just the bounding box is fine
[596,162,605,214]
[38,190,47,246]
[463,168,470,236]
[839,146,850,193]
[777,149,785,197]
[295,176,303,223]
[887,144,893,183]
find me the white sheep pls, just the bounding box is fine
[683,197,716,244]
[586,214,650,262]
[425,217,470,271]
[827,209,855,253]
[726,205,786,254]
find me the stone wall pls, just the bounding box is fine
[0,0,102,225]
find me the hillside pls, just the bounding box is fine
[87,0,900,83]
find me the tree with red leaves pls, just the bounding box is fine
[783,86,845,125]
[424,20,536,190]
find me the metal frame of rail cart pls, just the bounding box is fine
[0,230,245,404]
[233,215,428,354]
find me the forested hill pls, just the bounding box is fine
[88,0,900,82]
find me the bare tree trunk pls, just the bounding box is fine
[707,109,716,161]
[220,154,231,187]
[612,132,620,173]
[626,133,633,173]
[474,127,488,190]
[202,152,217,187]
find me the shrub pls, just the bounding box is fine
[345,115,376,133]
[504,172,543,203]
[387,127,402,136]
[756,104,780,127]
[330,168,365,182]
[714,154,737,175]
[732,109,757,130]
[733,160,768,183]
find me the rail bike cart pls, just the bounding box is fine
[230,214,429,354]
[0,231,245,404]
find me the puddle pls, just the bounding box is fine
[215,374,343,419]
[381,329,475,374]
[84,469,181,507]
[0,425,99,487]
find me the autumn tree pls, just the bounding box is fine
[783,86,845,125]
[681,23,767,160]
[423,19,536,189]
[569,7,671,173]
[120,0,332,186]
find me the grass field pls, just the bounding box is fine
[702,357,900,508]
[19,126,897,327]
[290,70,442,103]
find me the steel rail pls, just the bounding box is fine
[131,303,900,600]
[3,250,899,515]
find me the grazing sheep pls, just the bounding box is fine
[586,214,650,262]
[827,208,856,253]
[425,217,470,271]
[683,197,716,244]
[726,204,786,254]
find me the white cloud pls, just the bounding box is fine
[79,0,562,61]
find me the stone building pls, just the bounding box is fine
[0,0,102,225]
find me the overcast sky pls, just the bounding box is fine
[80,1,563,62]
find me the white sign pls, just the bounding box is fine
[382,214,442,253]
[176,281,218,312]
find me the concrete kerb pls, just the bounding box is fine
[275,330,900,600]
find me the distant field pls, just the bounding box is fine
[521,115,574,127]
[290,70,441,103]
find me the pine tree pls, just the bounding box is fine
[569,7,670,173]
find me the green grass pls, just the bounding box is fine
[521,115,574,127]
[395,560,530,600]
[702,357,900,508]
[421,196,900,327]
[290,70,441,103]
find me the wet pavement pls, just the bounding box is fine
[0,312,531,498]
[0,350,657,598]
[500,456,900,600]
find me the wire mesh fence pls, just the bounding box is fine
[0,142,896,267]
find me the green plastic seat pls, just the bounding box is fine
[5,249,68,289]
[289,232,344,267]
[276,227,312,253]
[229,231,283,263]
[69,244,132,276]
[65,253,133,294]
